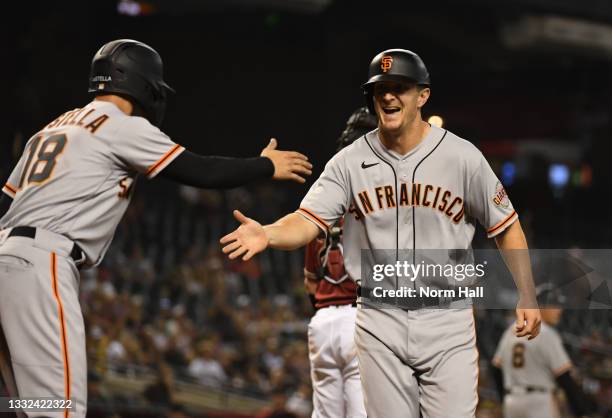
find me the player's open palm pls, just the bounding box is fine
[220,210,268,261]
[260,138,313,183]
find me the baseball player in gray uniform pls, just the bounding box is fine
[492,285,595,418]
[0,39,312,418]
[221,48,542,418]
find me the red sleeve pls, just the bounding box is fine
[304,239,323,275]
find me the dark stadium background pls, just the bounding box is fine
[2,0,611,417]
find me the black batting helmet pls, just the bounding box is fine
[362,49,430,114]
[88,39,174,127]
[336,107,378,151]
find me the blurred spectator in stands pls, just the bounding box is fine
[143,362,176,407]
[254,384,300,418]
[87,371,114,412]
[206,292,245,343]
[285,383,312,417]
[262,336,284,372]
[237,361,271,396]
[188,338,227,387]
[106,327,127,369]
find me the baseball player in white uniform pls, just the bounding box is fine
[492,285,595,418]
[304,107,376,418]
[221,48,541,418]
[0,39,312,418]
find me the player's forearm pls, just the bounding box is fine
[161,150,274,189]
[494,221,537,304]
[264,213,320,250]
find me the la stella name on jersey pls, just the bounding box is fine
[353,182,464,223]
[45,107,110,134]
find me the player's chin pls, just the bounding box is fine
[379,112,403,128]
[379,120,403,132]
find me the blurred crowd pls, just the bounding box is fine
[80,183,314,416]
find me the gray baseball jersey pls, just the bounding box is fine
[493,322,572,390]
[0,99,183,417]
[297,125,518,418]
[297,124,517,283]
[1,100,184,266]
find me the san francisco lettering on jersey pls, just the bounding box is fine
[356,182,465,223]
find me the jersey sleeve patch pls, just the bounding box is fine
[296,207,329,235]
[145,144,185,178]
[486,210,518,238]
[2,183,18,198]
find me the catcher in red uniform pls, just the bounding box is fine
[303,107,377,418]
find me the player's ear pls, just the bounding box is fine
[416,87,431,109]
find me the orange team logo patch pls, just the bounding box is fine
[381,55,393,72]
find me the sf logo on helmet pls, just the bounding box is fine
[381,55,393,72]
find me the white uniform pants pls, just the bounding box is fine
[308,305,366,418]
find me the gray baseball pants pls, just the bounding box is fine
[355,307,478,418]
[0,231,86,418]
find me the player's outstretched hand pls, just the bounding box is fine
[260,138,313,183]
[220,210,269,261]
[514,307,541,340]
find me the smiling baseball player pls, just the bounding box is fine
[221,48,541,418]
[0,39,312,418]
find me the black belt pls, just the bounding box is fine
[357,285,467,309]
[319,301,357,310]
[505,386,549,394]
[329,302,357,308]
[9,226,85,264]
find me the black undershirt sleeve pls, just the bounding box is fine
[490,365,505,401]
[0,194,11,219]
[556,371,593,416]
[160,150,275,189]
